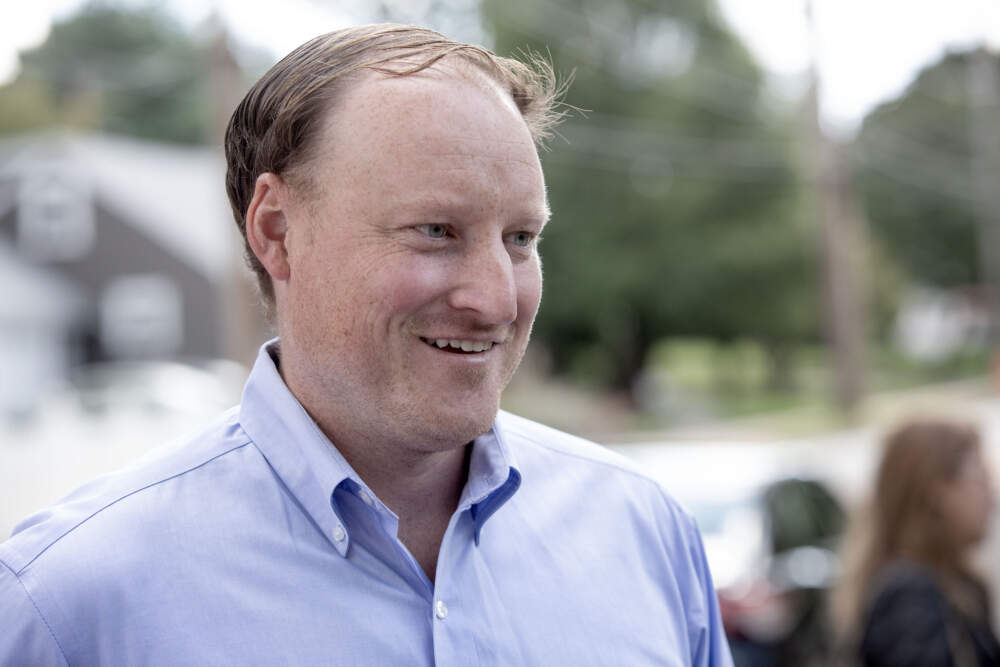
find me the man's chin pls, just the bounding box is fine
[405,401,500,451]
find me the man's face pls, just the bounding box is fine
[277,66,548,451]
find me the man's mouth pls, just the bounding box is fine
[420,337,495,353]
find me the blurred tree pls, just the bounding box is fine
[0,77,65,135]
[483,0,817,399]
[0,3,217,143]
[853,48,1000,292]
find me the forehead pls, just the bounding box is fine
[320,64,534,161]
[298,63,547,218]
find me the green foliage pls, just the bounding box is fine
[0,77,68,135]
[1,2,216,143]
[636,336,990,426]
[853,49,999,288]
[867,343,993,389]
[644,338,831,416]
[484,0,817,395]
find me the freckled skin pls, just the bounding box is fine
[271,64,548,535]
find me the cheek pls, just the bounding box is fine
[369,257,452,315]
[976,487,995,523]
[956,487,991,537]
[289,250,383,340]
[516,261,543,323]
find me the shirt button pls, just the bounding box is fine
[359,489,375,507]
[333,524,345,542]
[435,599,448,620]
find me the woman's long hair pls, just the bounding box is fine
[832,418,986,644]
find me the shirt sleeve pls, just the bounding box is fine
[681,511,735,667]
[859,569,953,667]
[0,561,68,665]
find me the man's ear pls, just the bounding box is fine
[245,173,292,282]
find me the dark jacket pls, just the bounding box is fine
[860,561,1000,667]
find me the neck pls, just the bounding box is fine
[343,435,471,522]
[278,346,471,582]
[326,421,471,584]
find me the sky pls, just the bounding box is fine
[717,0,1000,134]
[1,0,999,135]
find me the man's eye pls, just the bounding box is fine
[510,232,534,247]
[418,224,448,239]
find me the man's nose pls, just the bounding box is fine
[448,240,518,325]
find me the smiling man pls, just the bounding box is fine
[1,25,732,666]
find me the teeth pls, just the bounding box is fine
[427,338,493,353]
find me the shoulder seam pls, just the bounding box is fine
[1,558,69,664]
[16,440,254,574]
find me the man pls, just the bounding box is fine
[1,25,731,665]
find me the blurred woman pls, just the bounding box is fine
[832,418,999,667]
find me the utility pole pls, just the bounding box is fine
[967,48,1000,341]
[802,1,868,416]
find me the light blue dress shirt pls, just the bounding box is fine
[1,341,732,666]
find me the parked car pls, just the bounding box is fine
[709,477,844,667]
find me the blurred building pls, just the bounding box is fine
[895,286,991,362]
[0,131,253,418]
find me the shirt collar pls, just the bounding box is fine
[239,339,358,556]
[238,338,522,554]
[462,425,522,546]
